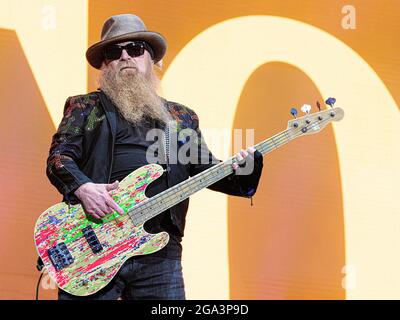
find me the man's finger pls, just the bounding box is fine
[247,146,256,154]
[240,149,248,158]
[106,197,125,215]
[104,205,113,214]
[96,205,109,217]
[105,181,119,191]
[97,211,106,218]
[245,149,255,160]
[236,153,244,162]
[87,211,102,219]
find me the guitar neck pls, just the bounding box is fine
[127,127,293,225]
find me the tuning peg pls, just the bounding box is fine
[290,108,298,118]
[316,101,321,111]
[325,97,336,108]
[301,104,311,114]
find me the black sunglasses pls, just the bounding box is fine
[103,41,154,63]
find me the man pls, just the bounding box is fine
[46,13,263,300]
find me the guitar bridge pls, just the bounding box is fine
[47,242,74,270]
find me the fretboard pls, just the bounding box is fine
[127,127,292,225]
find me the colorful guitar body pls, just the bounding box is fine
[34,164,169,296]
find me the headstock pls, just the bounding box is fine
[286,98,344,139]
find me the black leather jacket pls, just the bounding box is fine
[46,90,263,236]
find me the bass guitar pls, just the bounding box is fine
[34,99,344,296]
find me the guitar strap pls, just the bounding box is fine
[163,121,172,174]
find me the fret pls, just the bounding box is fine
[284,130,291,143]
[128,161,233,223]
[277,133,287,147]
[255,128,293,156]
[128,107,345,226]
[271,136,278,149]
[128,127,293,225]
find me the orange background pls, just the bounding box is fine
[0,0,399,299]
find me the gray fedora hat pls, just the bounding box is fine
[86,14,167,69]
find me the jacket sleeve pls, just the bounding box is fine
[46,96,93,202]
[188,109,264,197]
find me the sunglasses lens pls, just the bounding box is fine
[104,42,145,62]
[126,43,145,57]
[104,46,122,61]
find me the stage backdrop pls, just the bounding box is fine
[0,0,399,299]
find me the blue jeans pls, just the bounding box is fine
[58,255,185,300]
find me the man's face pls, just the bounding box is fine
[98,40,169,125]
[101,41,153,79]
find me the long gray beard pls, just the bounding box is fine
[98,66,171,126]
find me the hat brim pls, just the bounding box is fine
[86,31,167,69]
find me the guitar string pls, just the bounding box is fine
[126,124,295,219]
[127,115,333,224]
[45,113,336,258]
[103,114,333,234]
[127,114,334,224]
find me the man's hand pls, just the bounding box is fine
[231,146,264,197]
[232,146,257,172]
[74,181,125,219]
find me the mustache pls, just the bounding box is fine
[118,62,137,71]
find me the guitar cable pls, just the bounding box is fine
[35,257,44,300]
[35,272,44,300]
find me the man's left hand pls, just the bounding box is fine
[232,146,257,172]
